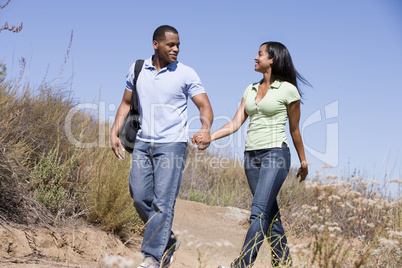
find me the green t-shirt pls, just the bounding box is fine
[243,79,300,151]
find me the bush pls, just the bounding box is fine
[0,62,142,236]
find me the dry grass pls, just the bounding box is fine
[180,147,252,209]
[180,156,401,267]
[0,62,142,238]
[181,145,401,266]
[1,60,401,267]
[0,65,74,225]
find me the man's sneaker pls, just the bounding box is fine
[218,266,231,268]
[160,241,181,268]
[137,257,158,268]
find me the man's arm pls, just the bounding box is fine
[110,89,132,159]
[191,93,213,150]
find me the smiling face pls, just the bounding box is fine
[254,44,273,73]
[153,31,180,66]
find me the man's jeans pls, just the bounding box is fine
[233,142,292,267]
[129,141,187,264]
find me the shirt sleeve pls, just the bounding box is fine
[186,68,206,99]
[125,63,135,92]
[242,84,253,99]
[284,84,301,105]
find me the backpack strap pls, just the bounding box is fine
[131,59,144,112]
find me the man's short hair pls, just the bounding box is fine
[153,25,178,42]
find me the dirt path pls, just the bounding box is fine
[0,199,278,268]
[172,199,251,267]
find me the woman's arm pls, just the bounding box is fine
[192,98,248,146]
[211,98,248,141]
[287,100,308,182]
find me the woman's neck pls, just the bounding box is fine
[261,71,276,87]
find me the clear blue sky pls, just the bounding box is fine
[1,0,401,193]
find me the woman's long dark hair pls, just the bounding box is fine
[262,41,310,97]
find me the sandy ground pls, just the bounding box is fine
[0,199,279,268]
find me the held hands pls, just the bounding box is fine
[296,161,308,182]
[191,130,211,150]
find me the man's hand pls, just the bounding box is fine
[110,89,132,160]
[191,93,213,150]
[110,133,125,160]
[191,130,211,150]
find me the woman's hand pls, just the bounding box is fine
[296,161,308,182]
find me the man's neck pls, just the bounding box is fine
[152,55,169,72]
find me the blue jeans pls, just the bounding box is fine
[233,142,292,267]
[129,141,187,265]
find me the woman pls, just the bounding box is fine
[194,42,309,267]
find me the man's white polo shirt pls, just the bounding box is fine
[125,57,205,143]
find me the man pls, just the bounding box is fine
[110,25,213,268]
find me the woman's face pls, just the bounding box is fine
[254,44,273,73]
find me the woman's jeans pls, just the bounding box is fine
[233,142,292,267]
[129,141,187,264]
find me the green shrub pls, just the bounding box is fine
[32,146,80,214]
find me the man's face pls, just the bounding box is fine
[153,32,180,64]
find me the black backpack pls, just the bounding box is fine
[118,59,144,153]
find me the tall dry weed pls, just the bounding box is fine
[180,146,252,209]
[1,60,144,236]
[82,130,144,238]
[278,166,402,267]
